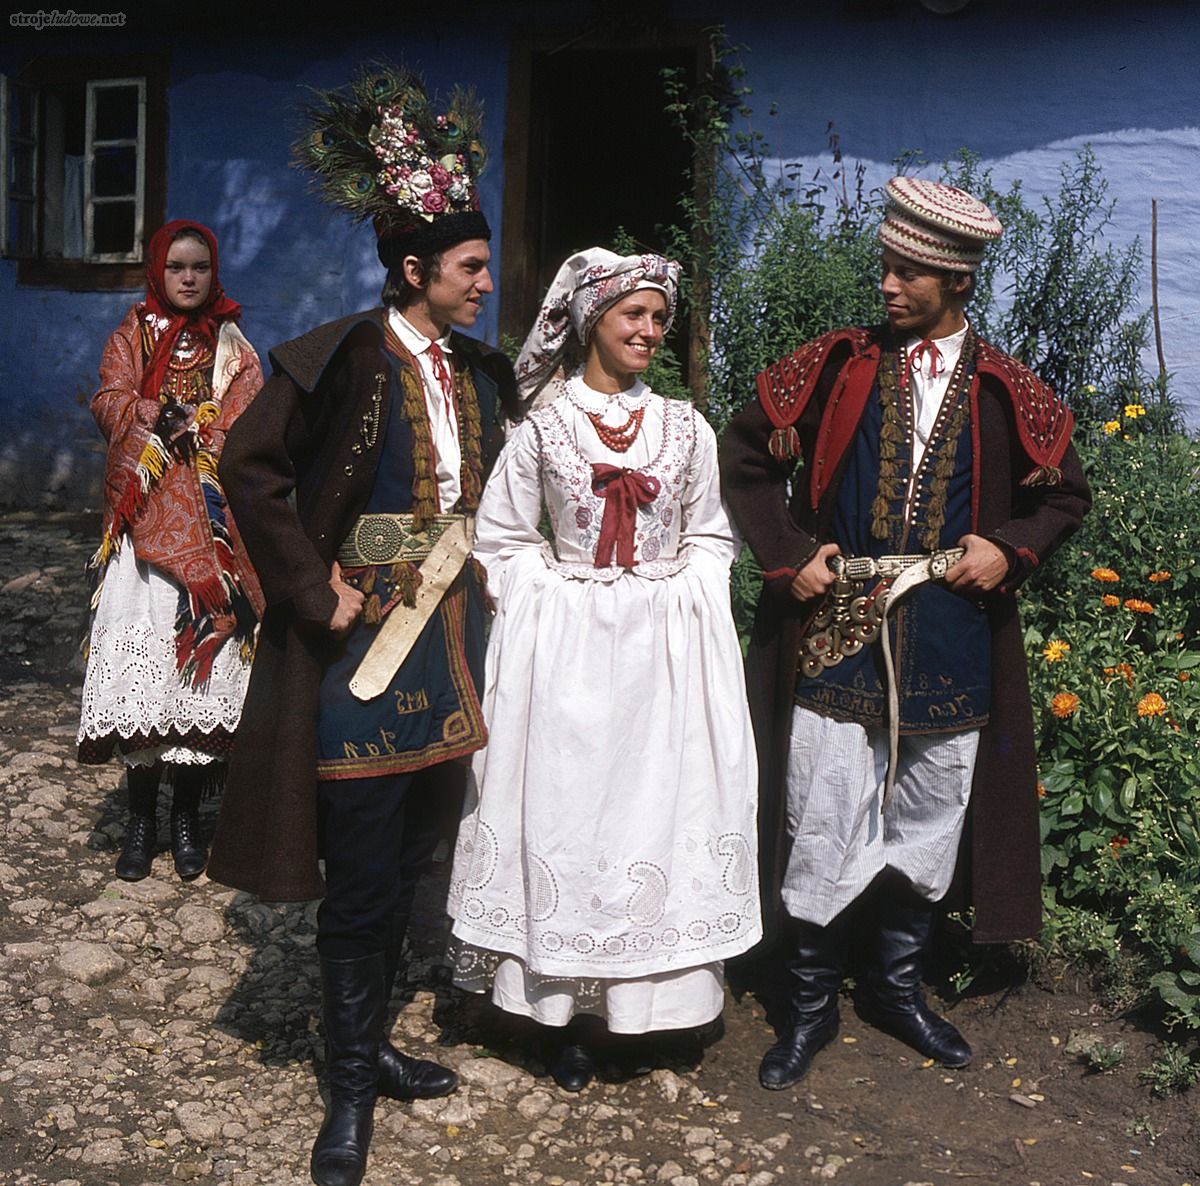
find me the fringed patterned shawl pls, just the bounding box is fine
[90,303,265,686]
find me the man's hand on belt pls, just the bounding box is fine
[789,542,842,602]
[328,561,365,636]
[944,534,1008,593]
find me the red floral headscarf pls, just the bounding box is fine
[139,219,242,400]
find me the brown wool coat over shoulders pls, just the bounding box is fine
[719,327,1090,943]
[205,308,515,902]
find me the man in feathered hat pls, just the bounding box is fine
[720,178,1090,1090]
[206,67,516,1186]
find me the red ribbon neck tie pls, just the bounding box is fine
[427,341,458,438]
[904,338,944,391]
[591,463,660,568]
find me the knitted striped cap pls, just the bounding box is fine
[877,177,1002,273]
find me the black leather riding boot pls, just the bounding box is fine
[758,917,846,1089]
[310,954,385,1186]
[376,910,457,1101]
[861,896,972,1067]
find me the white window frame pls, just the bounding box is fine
[83,76,145,263]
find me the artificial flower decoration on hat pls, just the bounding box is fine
[878,176,1003,273]
[294,64,490,266]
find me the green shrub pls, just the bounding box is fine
[1022,417,1200,1033]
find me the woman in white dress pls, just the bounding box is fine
[77,220,262,882]
[447,248,760,1090]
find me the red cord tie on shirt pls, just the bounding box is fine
[591,463,660,568]
[426,341,458,438]
[904,338,944,390]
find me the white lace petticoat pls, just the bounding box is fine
[77,539,250,766]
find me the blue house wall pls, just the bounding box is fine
[2,2,1197,507]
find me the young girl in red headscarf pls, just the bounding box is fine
[78,220,264,882]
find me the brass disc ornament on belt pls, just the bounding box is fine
[353,515,407,565]
[799,555,887,678]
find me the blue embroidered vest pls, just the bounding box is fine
[316,349,487,778]
[794,352,991,734]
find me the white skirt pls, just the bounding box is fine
[77,538,250,766]
[448,548,761,1032]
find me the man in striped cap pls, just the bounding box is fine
[720,178,1090,1089]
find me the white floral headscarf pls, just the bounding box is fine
[515,247,681,402]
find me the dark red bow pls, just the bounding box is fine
[591,463,660,568]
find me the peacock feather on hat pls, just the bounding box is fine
[294,63,486,228]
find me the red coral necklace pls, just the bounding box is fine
[585,405,645,453]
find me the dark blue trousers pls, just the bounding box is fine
[314,765,458,960]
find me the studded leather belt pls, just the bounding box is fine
[336,513,467,568]
[800,547,965,806]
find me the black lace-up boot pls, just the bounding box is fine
[115,814,156,880]
[116,763,160,880]
[169,766,208,880]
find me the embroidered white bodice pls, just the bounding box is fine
[527,379,699,580]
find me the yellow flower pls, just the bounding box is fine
[1124,403,1146,419]
[1136,692,1167,718]
[1091,567,1119,583]
[1042,640,1071,663]
[1101,594,1121,608]
[1083,384,1098,395]
[1124,598,1154,614]
[1102,420,1121,436]
[1051,692,1081,719]
[1148,570,1172,583]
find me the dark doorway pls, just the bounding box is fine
[500,37,700,361]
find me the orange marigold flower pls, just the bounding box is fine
[1110,835,1130,855]
[1137,692,1168,717]
[1042,640,1071,663]
[1101,594,1121,608]
[1037,781,1047,799]
[1148,570,1172,583]
[1050,692,1081,719]
[1102,661,1135,686]
[1180,672,1191,682]
[1091,567,1119,583]
[1124,598,1154,614]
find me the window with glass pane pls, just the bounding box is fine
[2,78,38,258]
[85,79,144,261]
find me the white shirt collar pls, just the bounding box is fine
[906,321,969,352]
[566,373,650,414]
[387,307,453,356]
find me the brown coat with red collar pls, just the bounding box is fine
[206,309,515,901]
[719,327,1090,943]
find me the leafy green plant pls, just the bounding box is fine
[1140,1043,1200,1097]
[1087,1041,1127,1073]
[1023,412,1200,1035]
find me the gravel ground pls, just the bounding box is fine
[0,510,1197,1186]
